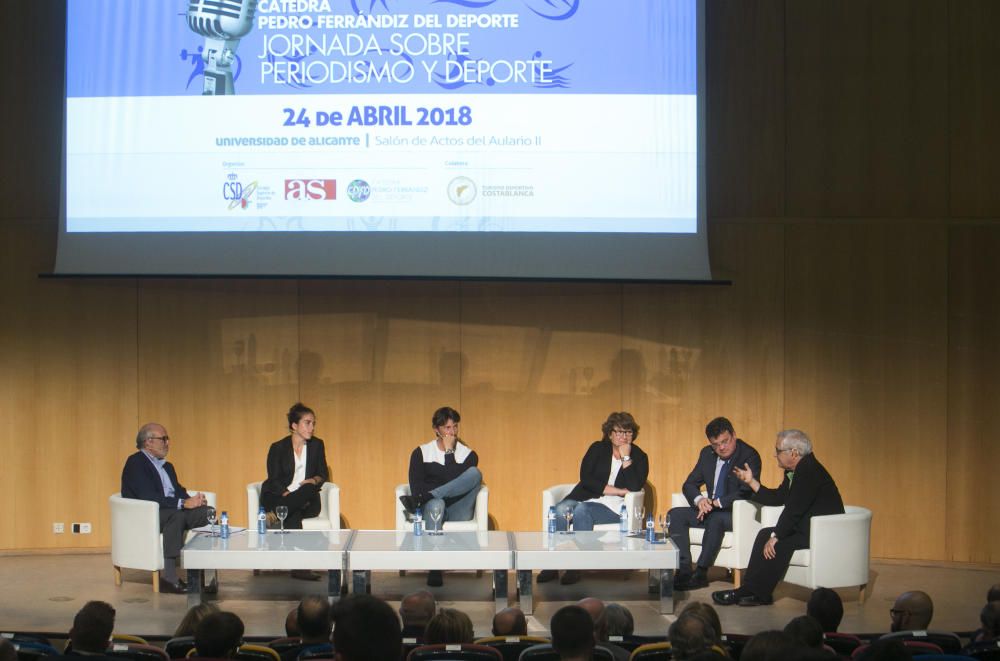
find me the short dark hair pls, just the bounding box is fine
[678,602,722,645]
[287,402,315,427]
[740,631,797,661]
[807,588,844,632]
[431,406,461,428]
[988,583,1000,603]
[982,601,1000,639]
[174,602,220,638]
[0,639,17,661]
[669,613,716,660]
[70,600,116,653]
[784,615,824,649]
[705,417,735,440]
[333,595,402,661]
[297,595,332,641]
[425,608,474,645]
[600,411,640,442]
[195,612,244,658]
[603,604,634,638]
[399,590,436,627]
[550,606,595,658]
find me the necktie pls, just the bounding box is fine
[714,459,729,500]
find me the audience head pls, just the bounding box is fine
[601,412,640,442]
[890,591,933,632]
[70,600,116,653]
[740,630,798,661]
[285,607,300,637]
[491,607,528,637]
[807,587,844,632]
[0,639,18,661]
[981,601,1000,640]
[195,611,244,659]
[679,602,723,646]
[425,608,474,645]
[669,613,716,660]
[856,639,912,661]
[175,602,220,638]
[784,615,824,649]
[988,583,1000,603]
[399,590,437,630]
[333,594,402,661]
[603,604,634,638]
[576,597,607,640]
[297,595,333,643]
[550,605,596,661]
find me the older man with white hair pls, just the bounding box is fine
[712,429,844,607]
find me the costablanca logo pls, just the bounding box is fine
[285,179,336,200]
[223,172,257,210]
[346,179,371,202]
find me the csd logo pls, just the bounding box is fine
[285,179,336,200]
[223,181,244,200]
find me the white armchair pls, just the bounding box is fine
[760,504,872,601]
[247,481,341,530]
[110,490,216,592]
[670,493,761,587]
[394,483,489,531]
[541,484,645,531]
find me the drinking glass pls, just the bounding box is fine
[428,506,445,536]
[563,509,574,534]
[632,507,645,534]
[205,507,217,537]
[275,505,289,534]
[658,512,670,540]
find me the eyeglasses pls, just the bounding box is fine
[889,608,907,617]
[773,448,791,457]
[611,429,634,436]
[148,436,170,442]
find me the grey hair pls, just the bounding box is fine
[603,603,634,638]
[777,429,812,456]
[135,423,160,449]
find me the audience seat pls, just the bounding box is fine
[264,637,301,658]
[113,635,149,645]
[9,641,60,660]
[247,482,341,531]
[106,642,170,661]
[851,640,944,658]
[394,484,490,531]
[965,640,1000,660]
[234,644,281,661]
[164,636,196,659]
[541,485,644,532]
[629,642,672,660]
[759,504,872,601]
[516,644,614,661]
[879,630,963,654]
[474,637,550,661]
[407,644,502,661]
[669,493,761,588]
[822,632,862,656]
[109,490,217,592]
[607,636,667,653]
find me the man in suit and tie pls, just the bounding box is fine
[121,422,209,593]
[668,417,762,591]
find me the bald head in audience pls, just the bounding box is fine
[890,590,934,632]
[492,607,528,637]
[399,590,436,639]
[576,597,607,640]
[297,595,332,644]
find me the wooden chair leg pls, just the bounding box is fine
[733,570,741,588]
[858,584,867,603]
[113,566,122,586]
[152,570,159,593]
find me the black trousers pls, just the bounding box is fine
[668,506,733,573]
[261,483,322,529]
[740,526,808,599]
[159,505,209,559]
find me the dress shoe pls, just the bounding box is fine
[738,594,773,607]
[426,570,444,587]
[675,569,709,591]
[559,570,582,585]
[291,570,322,581]
[711,589,740,606]
[399,495,419,514]
[536,570,559,583]
[203,577,219,595]
[158,578,188,594]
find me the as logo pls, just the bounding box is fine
[285,179,336,200]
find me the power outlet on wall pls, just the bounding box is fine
[80,522,92,534]
[53,522,65,534]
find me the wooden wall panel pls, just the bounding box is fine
[785,0,948,218]
[460,283,622,531]
[947,225,1000,564]
[784,222,949,560]
[949,1,1000,218]
[136,280,300,527]
[298,281,462,530]
[0,224,137,550]
[706,0,786,219]
[624,222,786,511]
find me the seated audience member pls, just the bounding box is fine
[399,590,436,641]
[175,603,220,638]
[549,606,596,661]
[678,602,724,650]
[577,598,629,661]
[603,604,634,640]
[784,616,824,650]
[0,639,15,661]
[286,595,333,660]
[425,608,475,645]
[739,631,797,661]
[806,587,844,632]
[194,612,245,660]
[974,601,1000,643]
[285,607,300,637]
[66,601,116,657]
[855,639,912,661]
[332,594,402,661]
[888,591,933,632]
[989,583,1000,603]
[491,607,528,637]
[669,613,716,660]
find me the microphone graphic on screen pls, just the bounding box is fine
[186,0,259,95]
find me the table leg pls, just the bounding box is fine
[517,570,533,614]
[659,568,675,614]
[492,570,508,612]
[351,570,370,595]
[327,569,342,602]
[186,568,203,608]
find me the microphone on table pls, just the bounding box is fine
[186,0,259,95]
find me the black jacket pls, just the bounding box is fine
[261,436,329,497]
[565,440,649,503]
[752,452,844,544]
[681,438,762,509]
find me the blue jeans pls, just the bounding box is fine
[425,466,482,530]
[553,498,620,531]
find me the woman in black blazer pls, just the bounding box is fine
[260,403,329,530]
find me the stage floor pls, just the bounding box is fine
[0,553,996,640]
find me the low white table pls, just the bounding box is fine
[182,530,352,606]
[512,531,679,614]
[348,530,513,611]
